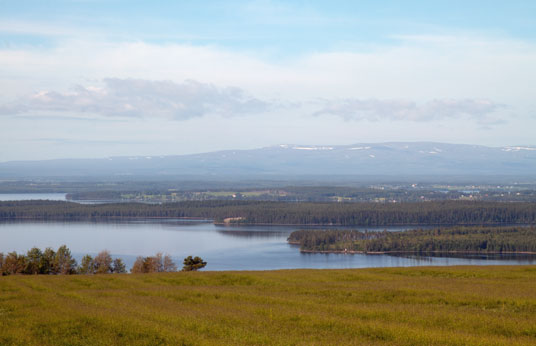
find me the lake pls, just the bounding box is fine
[1,219,535,271]
[1,193,535,271]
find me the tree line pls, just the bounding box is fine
[288,226,536,253]
[1,200,536,225]
[0,245,206,275]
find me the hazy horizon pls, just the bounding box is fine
[2,140,536,163]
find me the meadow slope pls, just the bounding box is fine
[1,266,536,345]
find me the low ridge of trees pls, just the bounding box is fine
[288,226,536,253]
[0,245,78,275]
[0,246,197,276]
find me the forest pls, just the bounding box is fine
[1,200,536,226]
[287,226,536,253]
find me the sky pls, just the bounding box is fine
[1,0,536,161]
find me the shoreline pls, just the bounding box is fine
[1,217,535,228]
[1,217,534,226]
[297,249,536,255]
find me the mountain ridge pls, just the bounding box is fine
[1,142,535,178]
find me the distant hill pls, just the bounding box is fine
[1,142,535,179]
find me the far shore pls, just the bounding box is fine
[297,249,536,255]
[1,216,534,229]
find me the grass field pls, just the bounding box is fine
[1,266,536,345]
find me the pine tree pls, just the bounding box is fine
[182,256,207,271]
[54,245,77,275]
[79,255,95,274]
[112,258,127,273]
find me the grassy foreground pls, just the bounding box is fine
[1,267,536,345]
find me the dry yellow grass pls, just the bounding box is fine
[1,266,536,345]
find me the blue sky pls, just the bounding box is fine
[3,1,536,54]
[1,1,536,160]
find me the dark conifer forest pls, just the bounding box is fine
[288,226,536,253]
[1,200,535,226]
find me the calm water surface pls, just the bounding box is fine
[0,193,67,201]
[1,219,535,271]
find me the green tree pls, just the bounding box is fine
[112,258,127,273]
[42,247,56,274]
[24,247,43,274]
[54,245,77,275]
[182,256,207,271]
[79,255,95,274]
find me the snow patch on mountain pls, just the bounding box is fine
[292,146,334,150]
[502,146,536,152]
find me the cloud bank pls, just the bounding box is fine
[0,78,508,126]
[313,98,506,123]
[0,78,269,119]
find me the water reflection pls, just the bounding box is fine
[212,224,437,239]
[216,230,288,239]
[392,252,536,263]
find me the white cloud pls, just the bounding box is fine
[0,78,270,119]
[0,77,506,126]
[1,34,535,105]
[313,98,506,124]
